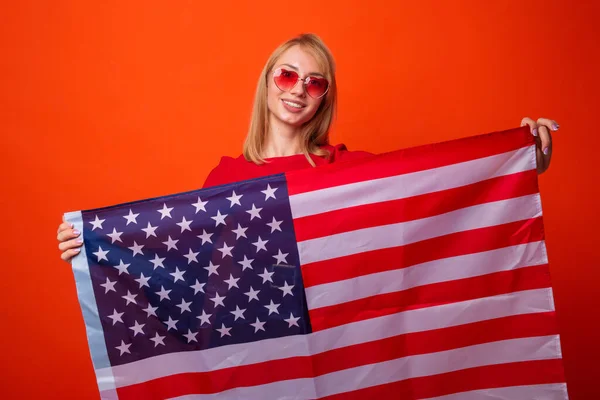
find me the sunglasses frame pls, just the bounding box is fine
[271,67,330,99]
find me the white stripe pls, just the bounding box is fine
[169,336,563,400]
[298,193,542,265]
[420,383,569,400]
[96,288,554,389]
[306,241,548,309]
[289,145,535,219]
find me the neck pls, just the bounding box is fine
[262,114,303,158]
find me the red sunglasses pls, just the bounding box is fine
[272,67,330,99]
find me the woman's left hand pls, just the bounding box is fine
[521,117,559,174]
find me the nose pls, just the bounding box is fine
[289,78,306,97]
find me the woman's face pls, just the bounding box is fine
[267,45,326,129]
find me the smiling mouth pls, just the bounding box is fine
[281,99,306,109]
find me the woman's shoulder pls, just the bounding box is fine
[322,143,374,162]
[202,155,248,188]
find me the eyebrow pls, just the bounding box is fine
[280,63,326,78]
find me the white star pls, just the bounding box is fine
[100,277,117,293]
[284,313,300,328]
[115,340,132,356]
[238,255,254,271]
[261,184,278,201]
[107,228,124,244]
[250,317,266,333]
[197,229,213,244]
[246,203,263,220]
[258,268,274,284]
[123,209,140,225]
[176,216,193,233]
[149,254,166,270]
[217,242,234,258]
[143,304,158,318]
[244,286,260,302]
[129,321,145,336]
[164,316,179,331]
[264,300,280,315]
[113,259,130,275]
[93,246,109,262]
[216,323,232,337]
[210,293,226,307]
[230,305,246,321]
[192,196,208,213]
[107,309,124,325]
[176,298,192,313]
[169,266,186,282]
[266,217,283,233]
[141,222,158,238]
[196,310,212,325]
[252,236,268,252]
[162,235,179,251]
[190,279,205,295]
[273,249,289,265]
[150,332,166,347]
[278,281,295,297]
[89,215,105,231]
[226,190,243,207]
[183,329,198,343]
[121,290,138,305]
[211,210,228,226]
[224,274,240,290]
[156,285,171,301]
[204,261,220,276]
[135,273,151,288]
[128,241,144,257]
[183,248,199,264]
[157,203,174,220]
[231,224,248,240]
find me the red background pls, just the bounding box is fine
[1,1,598,398]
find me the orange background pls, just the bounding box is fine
[1,1,599,398]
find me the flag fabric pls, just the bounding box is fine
[65,126,568,400]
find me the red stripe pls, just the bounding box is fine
[115,312,558,400]
[286,126,533,195]
[293,170,538,242]
[310,264,551,331]
[302,217,545,288]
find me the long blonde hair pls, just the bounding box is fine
[243,33,337,166]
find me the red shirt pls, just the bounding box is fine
[203,144,373,188]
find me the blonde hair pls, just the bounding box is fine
[243,33,337,166]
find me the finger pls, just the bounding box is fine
[538,125,552,157]
[60,248,81,262]
[520,117,538,137]
[57,227,81,242]
[58,237,84,252]
[57,221,74,234]
[536,117,559,132]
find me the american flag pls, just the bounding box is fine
[65,126,568,399]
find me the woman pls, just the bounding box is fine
[56,33,559,260]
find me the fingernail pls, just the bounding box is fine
[70,223,74,228]
[543,147,549,155]
[73,230,80,236]
[73,248,81,253]
[76,239,83,244]
[552,123,559,131]
[532,128,538,137]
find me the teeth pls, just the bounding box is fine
[283,100,303,108]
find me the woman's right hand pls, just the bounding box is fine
[57,216,83,262]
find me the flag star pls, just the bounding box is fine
[183,329,198,343]
[244,286,260,302]
[150,332,166,347]
[273,249,289,265]
[176,298,192,313]
[226,190,243,207]
[89,215,105,231]
[197,229,213,244]
[196,310,212,326]
[224,274,240,290]
[261,184,278,201]
[238,255,254,271]
[107,309,124,325]
[230,305,246,321]
[190,279,206,295]
[246,204,263,220]
[169,266,186,282]
[143,304,158,318]
[266,217,283,233]
[123,209,140,225]
[216,323,232,338]
[250,317,266,333]
[211,210,228,226]
[135,273,151,288]
[217,242,234,258]
[278,281,295,297]
[284,313,301,328]
[231,224,248,240]
[129,321,145,336]
[121,290,138,305]
[100,277,117,294]
[264,300,281,315]
[107,228,124,244]
[210,293,226,307]
[252,236,269,252]
[113,259,131,275]
[150,254,166,270]
[204,261,220,277]
[93,246,109,262]
[157,203,174,220]
[164,316,179,331]
[258,268,274,284]
[128,241,144,257]
[163,235,179,251]
[156,285,172,301]
[176,216,193,233]
[141,222,158,238]
[183,248,199,264]
[192,196,208,213]
[115,340,132,356]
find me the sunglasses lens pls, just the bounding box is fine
[306,77,329,98]
[273,68,299,91]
